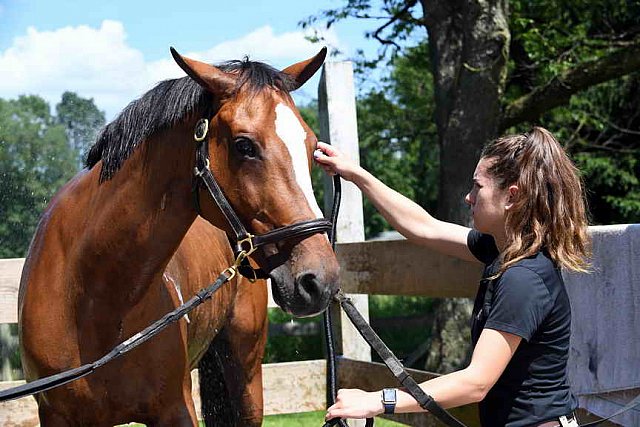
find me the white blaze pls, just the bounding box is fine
[274,103,324,219]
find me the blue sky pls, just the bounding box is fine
[0,0,383,119]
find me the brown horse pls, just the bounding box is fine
[17,47,339,426]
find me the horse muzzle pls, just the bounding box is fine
[270,263,339,317]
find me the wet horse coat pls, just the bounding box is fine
[18,48,338,426]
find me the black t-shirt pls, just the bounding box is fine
[467,229,577,427]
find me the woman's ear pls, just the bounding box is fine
[505,185,519,210]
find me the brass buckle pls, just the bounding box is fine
[237,234,257,257]
[233,235,259,282]
[222,266,237,281]
[194,119,209,142]
[233,251,248,268]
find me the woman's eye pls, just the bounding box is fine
[235,138,257,158]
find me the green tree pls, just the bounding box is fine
[506,1,640,223]
[356,41,438,237]
[538,75,640,225]
[0,95,77,258]
[55,91,105,167]
[305,0,640,372]
[304,0,640,223]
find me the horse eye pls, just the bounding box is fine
[234,137,257,158]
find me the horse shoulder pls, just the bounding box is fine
[168,217,239,362]
[18,169,98,376]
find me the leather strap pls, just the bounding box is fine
[0,270,234,402]
[195,137,250,242]
[252,219,332,248]
[336,292,467,427]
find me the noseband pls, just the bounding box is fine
[191,118,332,280]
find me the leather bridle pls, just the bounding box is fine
[191,118,332,280]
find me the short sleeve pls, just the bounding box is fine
[467,229,499,265]
[485,266,553,341]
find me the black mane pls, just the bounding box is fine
[86,58,295,182]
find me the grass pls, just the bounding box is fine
[120,411,408,426]
[263,411,408,426]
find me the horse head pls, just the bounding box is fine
[171,47,339,317]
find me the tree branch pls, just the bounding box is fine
[371,0,418,46]
[500,38,640,131]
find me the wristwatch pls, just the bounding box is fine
[381,388,397,414]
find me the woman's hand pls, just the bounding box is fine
[325,388,384,421]
[313,141,361,182]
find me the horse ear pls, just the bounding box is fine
[282,47,327,91]
[170,47,235,97]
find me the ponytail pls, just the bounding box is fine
[482,127,590,274]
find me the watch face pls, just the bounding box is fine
[382,388,396,403]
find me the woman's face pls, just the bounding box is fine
[465,157,511,237]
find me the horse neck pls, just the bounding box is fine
[85,124,199,298]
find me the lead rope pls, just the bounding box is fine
[322,174,465,427]
[321,175,374,427]
[323,175,353,427]
[0,268,236,402]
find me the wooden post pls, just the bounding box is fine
[318,62,371,365]
[319,60,370,427]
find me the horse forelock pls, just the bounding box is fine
[218,58,297,95]
[85,58,294,183]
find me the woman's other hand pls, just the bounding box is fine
[325,388,383,421]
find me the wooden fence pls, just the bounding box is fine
[1,62,636,426]
[3,230,634,426]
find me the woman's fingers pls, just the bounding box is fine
[316,141,341,157]
[313,144,337,163]
[314,143,338,175]
[313,149,330,162]
[314,141,359,181]
[325,405,367,420]
[313,153,335,172]
[325,389,381,420]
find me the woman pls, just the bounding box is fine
[314,127,590,427]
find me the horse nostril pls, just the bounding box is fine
[298,272,321,300]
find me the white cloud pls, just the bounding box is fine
[0,20,344,120]
[201,25,339,64]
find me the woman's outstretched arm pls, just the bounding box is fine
[314,141,477,262]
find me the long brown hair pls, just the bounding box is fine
[482,126,590,274]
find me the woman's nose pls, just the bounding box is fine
[464,192,472,205]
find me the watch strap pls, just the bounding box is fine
[381,388,396,414]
